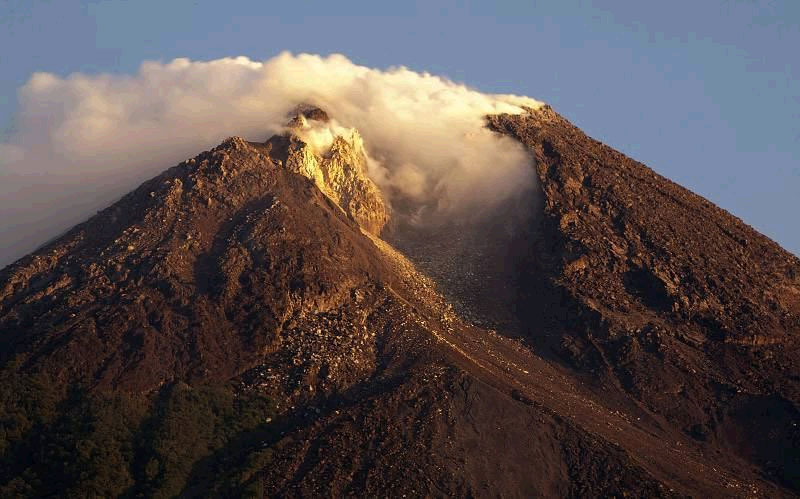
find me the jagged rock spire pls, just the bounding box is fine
[263,106,389,235]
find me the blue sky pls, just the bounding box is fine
[1,0,798,254]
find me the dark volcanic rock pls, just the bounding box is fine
[290,103,330,123]
[0,133,693,498]
[490,105,800,491]
[0,136,393,392]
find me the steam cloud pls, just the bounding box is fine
[0,52,542,267]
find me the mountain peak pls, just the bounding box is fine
[260,107,388,235]
[290,103,331,123]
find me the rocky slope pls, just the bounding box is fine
[0,105,797,497]
[490,105,800,491]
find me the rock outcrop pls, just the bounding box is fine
[261,107,389,235]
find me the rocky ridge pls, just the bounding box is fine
[490,105,800,491]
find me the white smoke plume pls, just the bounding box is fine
[0,52,542,267]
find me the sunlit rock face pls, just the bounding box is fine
[264,107,389,235]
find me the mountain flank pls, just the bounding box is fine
[0,105,797,497]
[489,105,800,491]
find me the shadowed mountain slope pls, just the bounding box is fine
[489,105,800,491]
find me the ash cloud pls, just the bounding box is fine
[0,52,542,267]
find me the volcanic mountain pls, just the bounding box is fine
[0,105,798,498]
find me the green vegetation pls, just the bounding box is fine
[0,371,276,498]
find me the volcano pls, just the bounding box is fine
[1,104,798,498]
